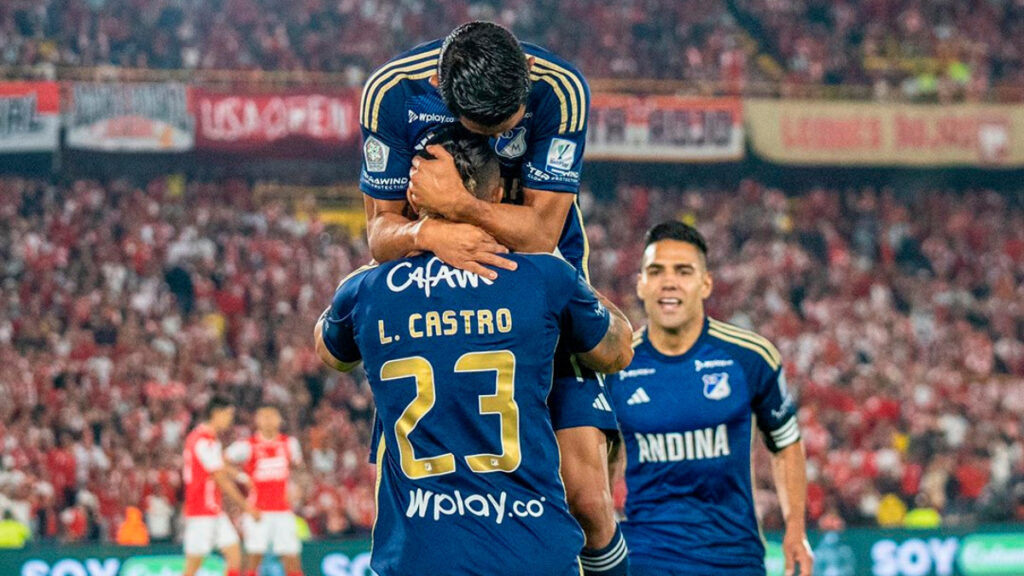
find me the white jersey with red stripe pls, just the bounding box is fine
[227,434,301,512]
[183,423,224,518]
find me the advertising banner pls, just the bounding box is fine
[745,99,1024,167]
[192,89,360,156]
[66,83,193,151]
[4,528,1023,576]
[0,82,60,153]
[586,96,743,161]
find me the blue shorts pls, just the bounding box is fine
[548,343,619,434]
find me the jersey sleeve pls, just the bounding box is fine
[287,436,303,466]
[538,255,609,353]
[223,441,251,464]
[520,72,590,193]
[359,81,413,201]
[320,272,365,365]
[194,438,224,473]
[752,366,801,453]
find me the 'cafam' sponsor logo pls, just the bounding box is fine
[405,488,547,525]
[695,359,734,371]
[635,425,730,463]
[387,257,493,297]
[408,111,457,124]
[618,368,656,380]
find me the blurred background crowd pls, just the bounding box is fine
[2,0,1022,99]
[0,174,1021,543]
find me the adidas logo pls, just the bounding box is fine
[627,388,651,405]
[592,394,613,412]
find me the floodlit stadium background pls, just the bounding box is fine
[0,1,1022,575]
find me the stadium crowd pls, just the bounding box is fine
[0,175,1021,543]
[2,0,1021,96]
[733,0,1024,99]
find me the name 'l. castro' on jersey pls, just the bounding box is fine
[608,318,801,575]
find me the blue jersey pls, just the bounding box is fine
[608,318,801,576]
[358,39,592,275]
[321,252,611,576]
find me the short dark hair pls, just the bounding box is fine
[417,124,499,200]
[644,221,709,264]
[205,393,234,419]
[438,21,531,129]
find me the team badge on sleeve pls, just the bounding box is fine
[364,136,390,172]
[702,372,731,400]
[546,138,577,171]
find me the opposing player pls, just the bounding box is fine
[182,394,259,576]
[608,222,815,576]
[359,22,627,574]
[317,128,634,575]
[226,403,304,576]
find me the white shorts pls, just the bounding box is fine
[183,514,239,557]
[242,511,301,556]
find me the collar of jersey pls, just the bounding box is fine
[640,317,710,363]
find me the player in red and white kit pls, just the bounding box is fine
[182,394,260,576]
[226,403,304,576]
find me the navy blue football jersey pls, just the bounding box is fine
[608,318,800,576]
[321,252,612,576]
[358,38,591,274]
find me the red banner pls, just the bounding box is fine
[192,89,360,155]
[0,82,60,153]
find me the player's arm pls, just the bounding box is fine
[575,286,633,374]
[754,366,814,576]
[364,197,514,280]
[772,441,813,576]
[315,271,367,373]
[555,262,633,374]
[410,145,572,254]
[314,310,360,373]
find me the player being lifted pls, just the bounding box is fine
[182,395,260,576]
[607,222,814,576]
[317,127,633,576]
[359,22,628,575]
[226,403,305,576]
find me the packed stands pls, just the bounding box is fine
[4,0,1020,97]
[0,175,1021,542]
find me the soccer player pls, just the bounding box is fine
[182,394,259,576]
[226,403,304,576]
[316,127,634,576]
[608,222,815,576]
[359,22,628,574]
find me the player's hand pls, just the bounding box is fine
[783,528,814,576]
[246,504,262,521]
[417,219,516,280]
[408,145,474,219]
